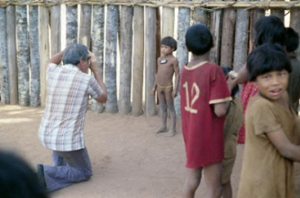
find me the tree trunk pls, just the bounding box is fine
[91,5,105,113]
[119,6,133,115]
[16,5,30,106]
[132,6,144,116]
[193,0,208,25]
[175,5,190,116]
[66,5,78,45]
[145,7,156,117]
[51,5,61,56]
[210,11,222,64]
[233,0,249,72]
[39,6,50,107]
[220,4,236,67]
[162,7,174,38]
[0,7,9,104]
[7,5,17,104]
[79,4,91,47]
[290,2,300,57]
[105,5,119,113]
[29,6,40,107]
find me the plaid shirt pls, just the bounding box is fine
[38,63,102,151]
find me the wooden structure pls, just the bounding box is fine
[0,0,299,117]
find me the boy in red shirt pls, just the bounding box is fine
[180,24,233,198]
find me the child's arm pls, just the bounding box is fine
[151,75,157,95]
[267,129,300,162]
[213,102,230,117]
[172,59,180,98]
[227,63,248,86]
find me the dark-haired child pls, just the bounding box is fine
[220,66,243,198]
[237,43,300,198]
[152,36,179,136]
[180,24,232,198]
[227,16,286,144]
[286,27,300,114]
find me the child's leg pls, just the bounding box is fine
[182,168,202,198]
[156,88,167,133]
[222,181,232,198]
[165,88,176,136]
[203,162,223,198]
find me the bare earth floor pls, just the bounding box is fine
[0,105,299,198]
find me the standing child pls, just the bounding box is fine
[237,43,300,198]
[285,27,300,114]
[152,36,180,136]
[180,24,232,198]
[220,66,243,198]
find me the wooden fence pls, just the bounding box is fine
[0,0,299,116]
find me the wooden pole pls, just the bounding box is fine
[270,0,284,21]
[91,5,105,113]
[193,0,208,25]
[105,5,119,113]
[79,4,91,47]
[50,5,61,56]
[66,5,78,45]
[145,7,156,116]
[16,4,30,106]
[132,6,144,116]
[119,5,133,115]
[233,0,249,72]
[249,2,265,51]
[39,6,50,107]
[175,3,190,116]
[210,10,222,64]
[0,7,9,104]
[220,0,236,67]
[290,1,300,57]
[29,5,40,107]
[7,5,17,104]
[161,7,174,38]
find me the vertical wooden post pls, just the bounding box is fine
[119,6,133,115]
[250,5,265,51]
[233,0,249,72]
[51,5,61,56]
[0,7,9,104]
[39,6,50,107]
[193,0,208,25]
[91,5,105,113]
[79,4,91,47]
[132,6,144,116]
[145,7,156,117]
[105,5,119,113]
[270,0,284,21]
[7,5,18,104]
[220,2,236,67]
[175,4,190,116]
[210,11,222,64]
[16,4,30,106]
[290,2,300,57]
[161,7,174,38]
[66,5,78,45]
[29,6,40,107]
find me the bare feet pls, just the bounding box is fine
[167,129,176,137]
[156,126,167,133]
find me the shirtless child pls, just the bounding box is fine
[152,36,180,136]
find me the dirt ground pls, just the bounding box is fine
[0,105,299,198]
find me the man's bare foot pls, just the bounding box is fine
[156,126,167,133]
[167,129,176,137]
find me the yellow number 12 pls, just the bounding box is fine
[183,82,200,114]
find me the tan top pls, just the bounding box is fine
[238,96,300,198]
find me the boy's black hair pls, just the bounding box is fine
[247,43,292,81]
[185,24,213,55]
[221,66,239,98]
[161,36,177,51]
[0,150,48,198]
[285,27,299,52]
[254,15,285,47]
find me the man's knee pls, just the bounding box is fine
[83,169,93,181]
